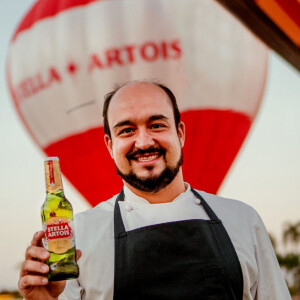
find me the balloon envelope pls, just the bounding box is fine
[7,0,268,206]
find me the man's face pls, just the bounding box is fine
[104,82,185,192]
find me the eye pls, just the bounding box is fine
[119,127,134,135]
[151,123,166,129]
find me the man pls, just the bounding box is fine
[19,81,290,299]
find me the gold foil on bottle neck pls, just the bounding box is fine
[44,157,63,193]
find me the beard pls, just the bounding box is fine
[116,147,183,193]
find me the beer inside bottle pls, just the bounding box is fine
[41,157,79,281]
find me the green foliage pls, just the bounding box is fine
[272,220,300,296]
[278,253,300,270]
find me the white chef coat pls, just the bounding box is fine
[59,183,291,300]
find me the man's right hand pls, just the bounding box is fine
[18,230,81,300]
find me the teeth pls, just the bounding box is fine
[137,155,158,162]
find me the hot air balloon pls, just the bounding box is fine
[7,0,268,207]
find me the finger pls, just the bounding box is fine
[31,230,45,247]
[48,280,67,296]
[19,274,48,291]
[25,245,49,261]
[20,259,49,277]
[76,249,82,261]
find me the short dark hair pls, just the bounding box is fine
[102,80,181,138]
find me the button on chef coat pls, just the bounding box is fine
[59,183,291,300]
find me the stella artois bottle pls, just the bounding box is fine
[41,157,79,281]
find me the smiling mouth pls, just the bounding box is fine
[136,154,159,162]
[127,147,165,162]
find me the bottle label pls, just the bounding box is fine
[43,217,74,254]
[48,160,55,185]
[44,158,63,193]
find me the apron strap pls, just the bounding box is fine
[190,188,220,221]
[114,189,127,238]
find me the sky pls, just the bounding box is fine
[0,0,300,292]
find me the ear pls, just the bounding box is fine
[104,134,114,159]
[177,121,185,148]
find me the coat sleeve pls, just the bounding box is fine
[253,212,291,300]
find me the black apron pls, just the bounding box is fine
[113,188,243,300]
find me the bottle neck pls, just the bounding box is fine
[45,159,64,194]
[46,189,65,198]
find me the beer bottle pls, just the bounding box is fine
[41,157,79,281]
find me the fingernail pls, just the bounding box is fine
[41,265,48,272]
[42,251,48,258]
[42,278,48,284]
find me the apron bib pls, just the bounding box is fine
[113,188,243,299]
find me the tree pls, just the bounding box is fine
[283,221,300,252]
[272,220,300,296]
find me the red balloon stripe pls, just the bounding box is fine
[44,109,251,207]
[12,0,100,41]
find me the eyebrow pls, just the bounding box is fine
[113,114,169,130]
[149,114,169,122]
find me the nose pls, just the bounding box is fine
[135,128,155,149]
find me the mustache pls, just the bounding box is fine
[127,147,166,160]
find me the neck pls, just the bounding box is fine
[124,172,186,204]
